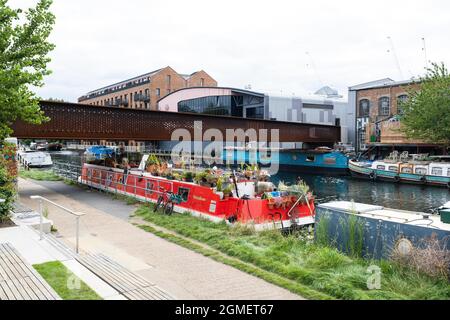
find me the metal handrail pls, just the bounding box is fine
[30,195,86,253]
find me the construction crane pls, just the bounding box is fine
[421,37,428,70]
[387,36,404,80]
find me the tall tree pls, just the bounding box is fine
[400,62,450,149]
[0,0,55,141]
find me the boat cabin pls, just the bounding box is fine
[371,161,399,173]
[399,163,414,174]
[429,163,450,177]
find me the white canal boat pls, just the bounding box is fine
[349,152,450,188]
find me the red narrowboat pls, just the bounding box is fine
[79,163,315,230]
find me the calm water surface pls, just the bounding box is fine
[49,151,449,214]
[274,171,449,213]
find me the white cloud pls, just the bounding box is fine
[9,0,450,101]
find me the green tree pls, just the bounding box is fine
[0,0,55,142]
[400,62,450,148]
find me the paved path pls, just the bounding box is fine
[19,178,302,300]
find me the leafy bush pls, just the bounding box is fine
[0,158,16,222]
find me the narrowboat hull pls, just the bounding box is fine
[222,149,349,175]
[349,160,450,188]
[79,164,315,230]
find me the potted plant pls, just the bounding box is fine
[216,177,223,192]
[183,171,193,182]
[206,173,218,186]
[194,171,208,185]
[223,185,233,199]
[173,173,182,181]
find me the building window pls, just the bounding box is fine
[166,75,171,87]
[156,88,160,97]
[378,97,390,116]
[359,99,370,117]
[200,78,204,86]
[177,95,244,117]
[246,106,264,119]
[397,94,408,114]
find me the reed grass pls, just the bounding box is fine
[135,205,450,300]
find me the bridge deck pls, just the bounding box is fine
[11,100,340,143]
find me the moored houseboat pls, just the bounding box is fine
[349,152,450,188]
[222,145,349,175]
[78,152,316,230]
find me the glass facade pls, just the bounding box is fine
[178,95,243,117]
[246,106,264,119]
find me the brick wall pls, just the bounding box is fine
[78,66,218,110]
[356,82,421,144]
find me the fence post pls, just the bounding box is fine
[75,216,80,254]
[39,199,43,240]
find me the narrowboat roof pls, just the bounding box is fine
[319,201,450,231]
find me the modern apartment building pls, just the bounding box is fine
[78,66,217,110]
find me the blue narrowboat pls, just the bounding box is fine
[316,201,450,260]
[222,148,349,175]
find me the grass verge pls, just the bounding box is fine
[138,224,331,300]
[135,205,450,300]
[19,168,62,181]
[33,261,101,300]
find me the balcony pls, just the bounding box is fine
[133,94,150,102]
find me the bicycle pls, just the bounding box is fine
[153,187,183,215]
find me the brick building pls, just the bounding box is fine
[78,66,217,110]
[348,78,443,155]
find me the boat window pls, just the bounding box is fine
[431,167,443,176]
[107,173,113,184]
[388,166,398,172]
[324,157,336,164]
[178,187,190,202]
[415,167,427,175]
[448,169,450,177]
[306,155,315,162]
[376,165,385,170]
[401,167,412,173]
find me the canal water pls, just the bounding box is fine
[49,151,449,214]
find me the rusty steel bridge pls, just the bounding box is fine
[11,101,340,143]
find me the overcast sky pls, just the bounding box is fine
[10,0,450,101]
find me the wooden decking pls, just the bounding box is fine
[78,253,173,300]
[42,232,173,300]
[0,243,60,300]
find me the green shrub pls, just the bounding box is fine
[0,158,15,222]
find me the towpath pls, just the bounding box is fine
[18,178,302,300]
